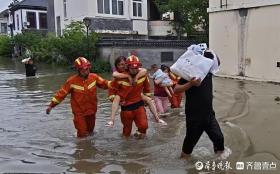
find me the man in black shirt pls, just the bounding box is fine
[24,58,37,77]
[174,50,224,159]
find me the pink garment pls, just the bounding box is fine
[154,96,169,114]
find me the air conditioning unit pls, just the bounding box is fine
[162,12,174,20]
[23,21,30,27]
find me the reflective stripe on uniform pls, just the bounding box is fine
[88,81,96,89]
[61,88,68,94]
[118,81,131,86]
[143,93,152,97]
[52,97,60,104]
[75,59,81,65]
[70,84,84,91]
[137,77,146,84]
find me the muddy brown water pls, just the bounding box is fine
[0,57,279,173]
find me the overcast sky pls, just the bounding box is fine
[0,0,12,12]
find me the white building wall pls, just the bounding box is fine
[53,0,149,36]
[53,0,65,34]
[244,6,280,81]
[209,11,239,76]
[13,10,22,34]
[149,21,175,36]
[209,0,280,82]
[209,0,280,12]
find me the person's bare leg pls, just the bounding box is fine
[164,86,172,98]
[168,86,174,94]
[141,94,167,125]
[106,95,120,127]
[142,94,159,121]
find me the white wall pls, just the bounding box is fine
[209,11,239,76]
[209,0,280,12]
[149,21,175,36]
[209,2,280,81]
[53,0,149,36]
[13,10,22,34]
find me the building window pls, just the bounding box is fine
[98,0,110,14]
[1,23,7,33]
[133,0,142,17]
[27,12,37,29]
[63,0,67,18]
[56,16,61,36]
[16,14,19,30]
[39,13,47,29]
[98,0,123,15]
[112,0,124,15]
[161,52,173,62]
[220,0,228,8]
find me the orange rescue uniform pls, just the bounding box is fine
[48,73,109,137]
[109,75,151,137]
[169,72,183,108]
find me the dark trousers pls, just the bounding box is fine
[182,113,224,154]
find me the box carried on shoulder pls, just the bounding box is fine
[170,50,214,81]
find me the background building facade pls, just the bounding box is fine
[209,0,280,82]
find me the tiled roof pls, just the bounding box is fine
[9,0,47,11]
[16,0,48,7]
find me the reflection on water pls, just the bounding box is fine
[0,57,265,173]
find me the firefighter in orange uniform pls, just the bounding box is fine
[46,57,109,138]
[108,55,151,138]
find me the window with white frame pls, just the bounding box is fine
[1,23,7,33]
[63,0,67,18]
[27,12,36,29]
[97,0,124,15]
[133,0,142,17]
[112,0,124,15]
[39,13,47,29]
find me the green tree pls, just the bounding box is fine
[155,0,209,40]
[57,21,99,63]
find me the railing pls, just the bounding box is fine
[97,39,196,48]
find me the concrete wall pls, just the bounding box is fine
[209,0,280,12]
[149,21,175,36]
[209,2,280,81]
[99,46,186,69]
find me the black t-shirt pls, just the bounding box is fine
[178,73,214,116]
[25,64,37,77]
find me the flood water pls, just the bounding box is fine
[0,57,279,173]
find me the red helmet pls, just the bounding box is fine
[74,57,91,70]
[126,55,141,68]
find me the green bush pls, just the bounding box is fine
[0,35,12,56]
[91,59,111,73]
[56,21,99,63]
[11,21,101,69]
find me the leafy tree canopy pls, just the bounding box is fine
[155,0,209,39]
